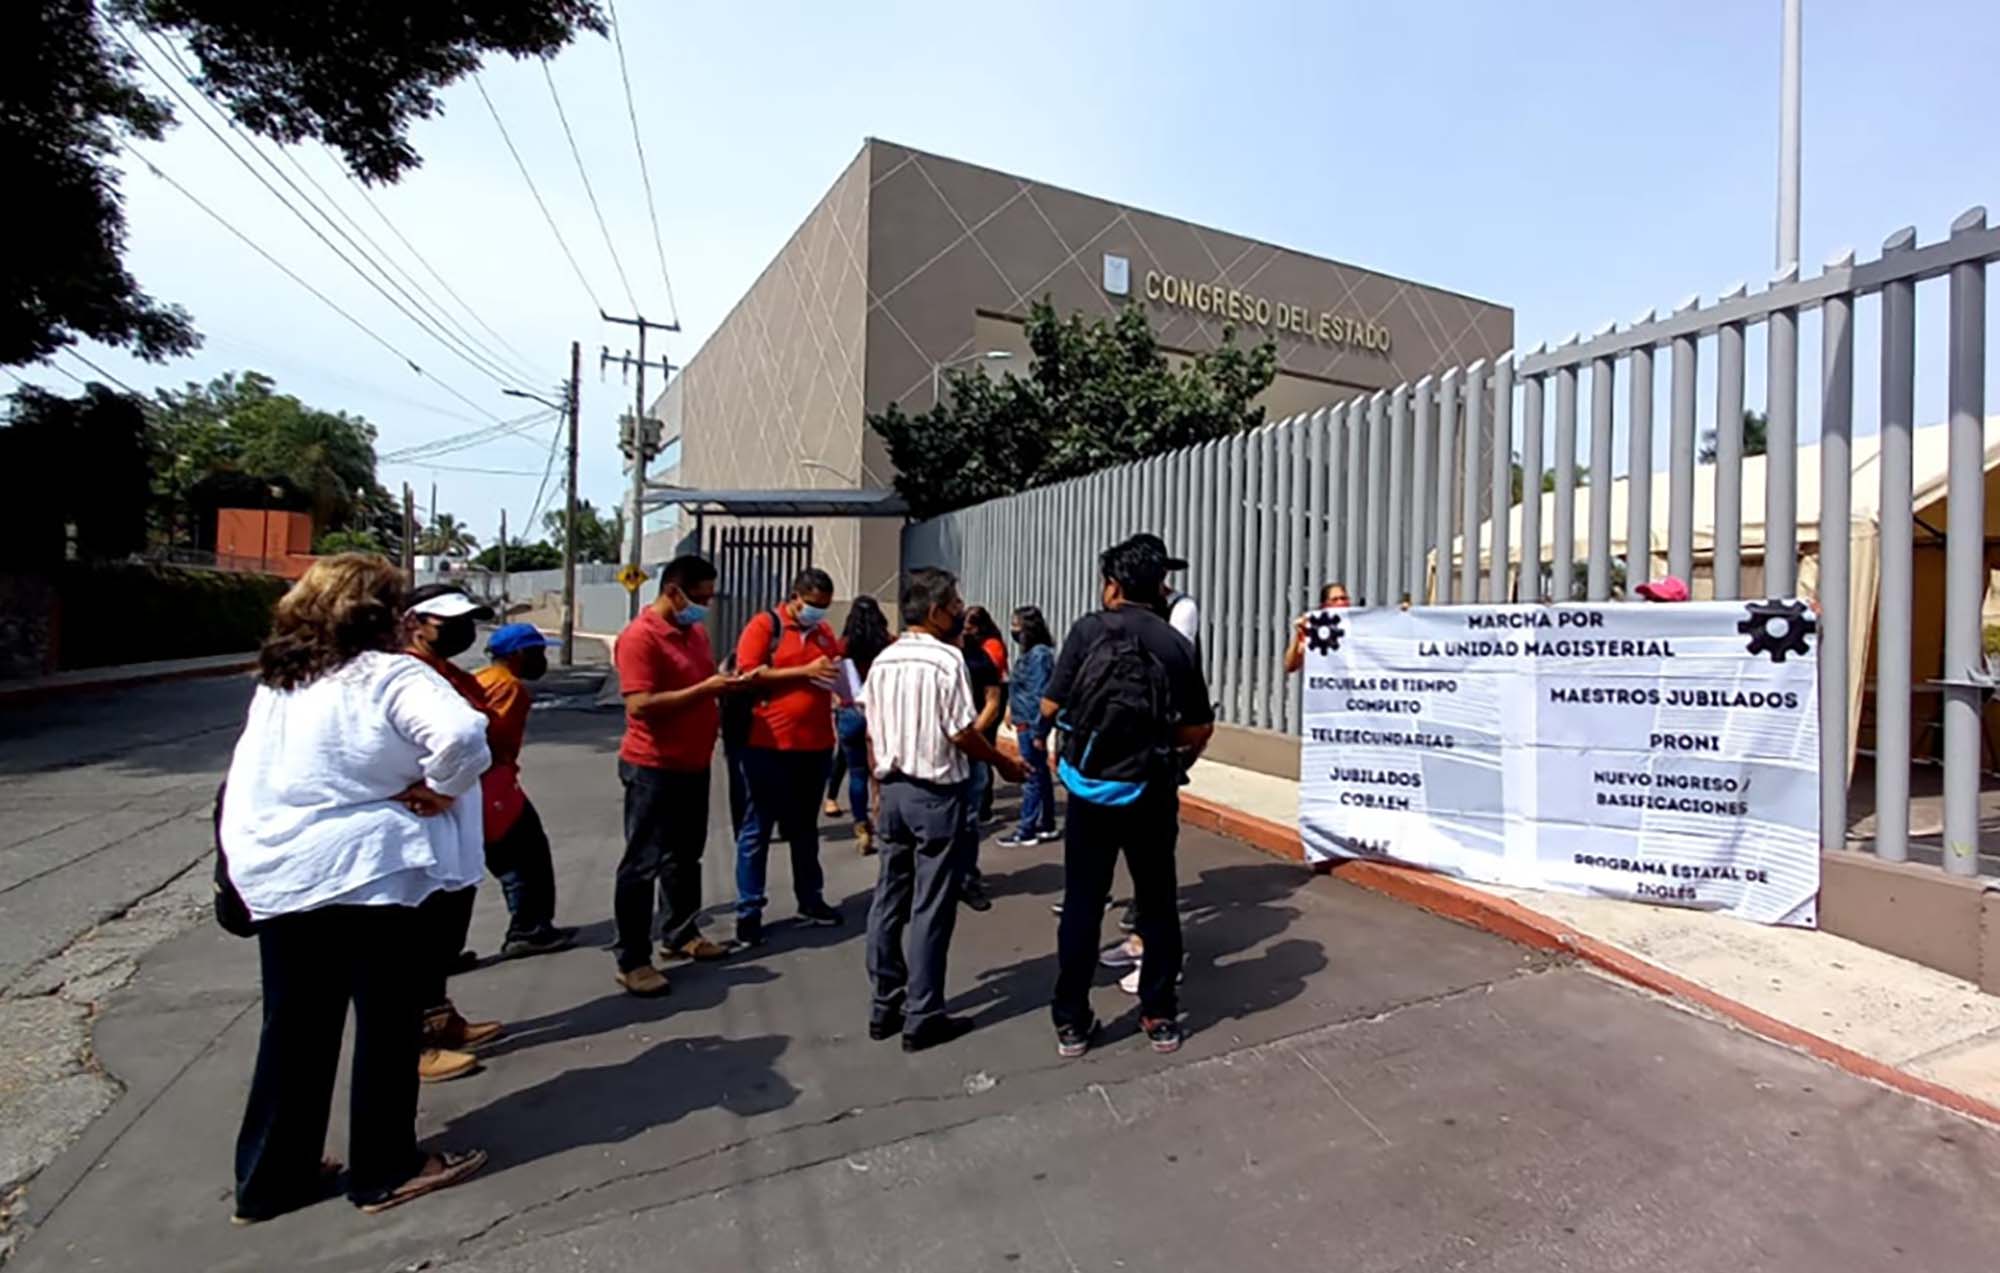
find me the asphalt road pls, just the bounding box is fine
[6,670,2000,1271]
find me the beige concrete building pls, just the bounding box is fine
[648,139,1512,600]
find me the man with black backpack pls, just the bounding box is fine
[1042,536,1215,1057]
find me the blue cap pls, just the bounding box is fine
[487,623,556,657]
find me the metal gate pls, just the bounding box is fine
[704,524,813,658]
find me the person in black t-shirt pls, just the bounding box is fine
[1040,536,1215,1058]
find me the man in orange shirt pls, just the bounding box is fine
[476,624,576,959]
[731,567,845,947]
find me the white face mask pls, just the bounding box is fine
[796,602,829,627]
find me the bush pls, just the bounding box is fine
[55,563,288,670]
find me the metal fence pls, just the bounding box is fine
[904,206,1997,882]
[705,524,814,659]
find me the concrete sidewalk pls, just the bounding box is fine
[1181,756,2000,1120]
[9,700,2000,1270]
[0,652,255,705]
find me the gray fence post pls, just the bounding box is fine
[1366,393,1390,605]
[1766,265,1803,597]
[1587,339,1616,601]
[1626,314,1657,595]
[1344,401,1366,596]
[1666,296,1699,585]
[1326,401,1346,597]
[1519,361,1545,603]
[1409,377,1435,602]
[1489,357,1514,602]
[1286,416,1310,733]
[1306,408,1328,614]
[1818,250,1856,857]
[1942,207,1988,877]
[1461,362,1486,602]
[1874,228,1918,863]
[1387,385,1411,606]
[1713,285,1749,600]
[1223,430,1248,724]
[1257,422,1281,728]
[1552,346,1580,602]
[1433,369,1462,603]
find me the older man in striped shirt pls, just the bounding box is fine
[861,567,1025,1053]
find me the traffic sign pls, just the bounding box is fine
[617,563,650,593]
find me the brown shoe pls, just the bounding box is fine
[664,936,731,962]
[857,823,876,856]
[418,1047,478,1083]
[356,1149,487,1214]
[425,1005,503,1050]
[615,964,670,997]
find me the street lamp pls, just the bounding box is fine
[931,349,1013,405]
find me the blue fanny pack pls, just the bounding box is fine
[1056,756,1148,807]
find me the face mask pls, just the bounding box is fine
[675,600,709,627]
[796,602,829,627]
[941,608,967,642]
[432,618,476,659]
[1011,629,1025,645]
[517,649,550,681]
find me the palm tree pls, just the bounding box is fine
[418,512,478,559]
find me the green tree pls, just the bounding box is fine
[543,500,623,563]
[0,382,153,567]
[474,539,561,571]
[6,0,605,367]
[417,511,477,558]
[869,300,1278,519]
[313,528,387,556]
[152,370,383,539]
[1699,410,1769,464]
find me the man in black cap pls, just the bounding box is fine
[1131,532,1199,652]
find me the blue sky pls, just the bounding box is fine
[14,0,1998,544]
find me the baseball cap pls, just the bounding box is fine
[1130,532,1188,572]
[1635,576,1690,602]
[404,584,495,621]
[487,622,555,657]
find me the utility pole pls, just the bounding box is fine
[601,310,679,621]
[498,508,508,607]
[562,340,581,665]
[400,483,415,587]
[1777,0,1801,270]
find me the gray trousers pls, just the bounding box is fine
[866,776,969,1032]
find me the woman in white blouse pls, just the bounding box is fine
[220,554,492,1221]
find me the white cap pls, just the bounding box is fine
[407,593,492,620]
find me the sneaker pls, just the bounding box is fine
[418,1046,478,1083]
[1055,1017,1099,1059]
[425,1005,503,1050]
[500,926,577,959]
[995,833,1038,848]
[662,935,731,962]
[961,882,993,913]
[1100,935,1144,969]
[1118,902,1140,933]
[1051,897,1117,917]
[867,1010,905,1042]
[450,949,481,975]
[798,902,843,927]
[1119,958,1186,995]
[1142,1016,1184,1054]
[902,1015,975,1053]
[736,915,766,947]
[1037,827,1063,843]
[614,964,671,997]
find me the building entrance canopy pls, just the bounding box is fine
[644,487,909,519]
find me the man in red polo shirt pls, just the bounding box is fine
[731,566,845,946]
[612,555,742,996]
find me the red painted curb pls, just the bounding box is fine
[1171,786,2000,1129]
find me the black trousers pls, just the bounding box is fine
[417,884,476,1013]
[617,760,710,969]
[486,797,557,941]
[1051,788,1183,1029]
[234,904,425,1216]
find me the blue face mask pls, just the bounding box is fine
[796,602,829,627]
[676,601,709,627]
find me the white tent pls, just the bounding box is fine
[1447,417,2000,773]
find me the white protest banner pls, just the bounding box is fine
[1298,600,1821,926]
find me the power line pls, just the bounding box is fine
[123,30,537,396]
[382,461,547,476]
[607,0,681,325]
[144,35,550,390]
[474,72,606,315]
[122,146,506,425]
[541,60,639,316]
[378,409,555,463]
[63,350,144,398]
[524,415,568,530]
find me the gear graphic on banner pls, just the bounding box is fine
[1305,610,1345,655]
[1738,599,1816,662]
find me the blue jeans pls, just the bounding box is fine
[955,758,991,887]
[1015,725,1056,838]
[735,746,831,919]
[834,706,871,825]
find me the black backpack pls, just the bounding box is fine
[211,782,257,938]
[720,608,784,750]
[1059,613,1178,785]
